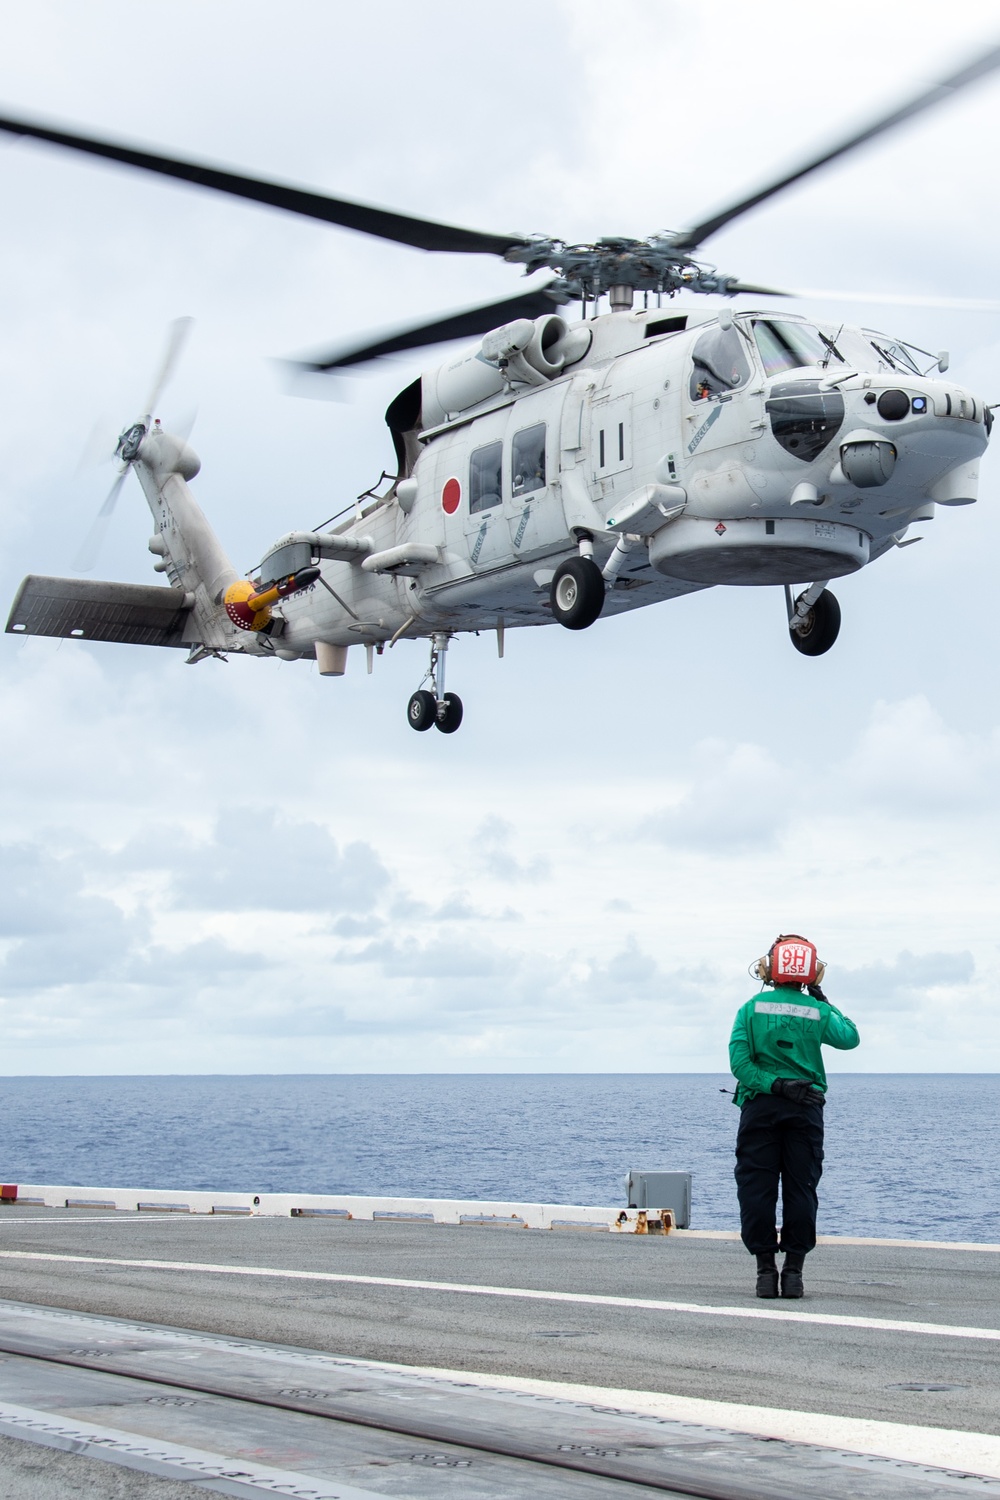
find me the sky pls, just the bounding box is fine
[2,0,1000,1074]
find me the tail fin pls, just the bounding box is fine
[134,425,244,652]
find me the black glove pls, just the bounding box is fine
[771,1077,825,1107]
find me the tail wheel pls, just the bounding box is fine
[435,692,463,734]
[407,689,437,730]
[550,556,606,630]
[790,589,841,656]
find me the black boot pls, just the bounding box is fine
[781,1251,804,1299]
[755,1253,779,1299]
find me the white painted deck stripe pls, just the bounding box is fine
[0,1216,188,1225]
[683,1228,1000,1252]
[387,1362,1000,1483]
[2,1248,998,1344]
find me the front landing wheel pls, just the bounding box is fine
[407,689,437,730]
[790,589,841,656]
[435,692,463,734]
[550,556,605,630]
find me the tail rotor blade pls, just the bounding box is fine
[75,414,121,475]
[167,404,198,443]
[72,466,129,573]
[142,315,193,425]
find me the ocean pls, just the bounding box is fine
[1,1074,996,1243]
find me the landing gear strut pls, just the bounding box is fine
[407,633,464,733]
[786,583,841,656]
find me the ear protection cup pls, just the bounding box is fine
[815,960,827,985]
[754,955,770,982]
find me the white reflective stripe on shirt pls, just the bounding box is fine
[754,1001,821,1020]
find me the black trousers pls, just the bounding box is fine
[734,1093,825,1256]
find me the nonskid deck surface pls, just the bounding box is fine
[0,1207,998,1498]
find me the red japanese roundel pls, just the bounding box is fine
[441,477,461,514]
[771,938,818,985]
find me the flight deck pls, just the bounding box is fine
[0,1199,998,1498]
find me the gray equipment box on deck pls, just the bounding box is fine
[624,1170,691,1229]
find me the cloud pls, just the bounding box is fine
[841,698,1000,818]
[836,949,975,1010]
[0,840,147,990]
[643,741,789,851]
[117,809,389,914]
[470,817,550,884]
[333,936,507,981]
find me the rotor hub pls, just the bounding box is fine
[116,422,147,464]
[504,235,740,302]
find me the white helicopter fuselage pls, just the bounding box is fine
[12,303,988,719]
[258,304,988,660]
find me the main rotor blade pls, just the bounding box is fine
[789,287,1000,312]
[73,467,128,573]
[296,284,571,372]
[0,110,528,257]
[673,41,1000,251]
[143,316,193,425]
[725,281,792,297]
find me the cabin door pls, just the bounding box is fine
[503,385,569,563]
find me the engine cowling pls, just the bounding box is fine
[421,315,590,427]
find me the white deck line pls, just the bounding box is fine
[375,1360,1000,1483]
[3,1249,999,1344]
[680,1228,1000,1253]
[6,1184,1000,1251]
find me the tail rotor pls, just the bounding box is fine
[73,317,193,573]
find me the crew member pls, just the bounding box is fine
[729,934,859,1299]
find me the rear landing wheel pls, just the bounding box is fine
[790,589,841,656]
[435,692,463,733]
[407,689,436,730]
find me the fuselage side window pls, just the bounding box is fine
[470,440,503,513]
[512,423,546,497]
[753,320,831,378]
[689,323,751,400]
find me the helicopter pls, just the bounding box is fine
[4,44,999,734]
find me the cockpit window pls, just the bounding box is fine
[753,320,837,377]
[867,335,922,375]
[689,323,751,400]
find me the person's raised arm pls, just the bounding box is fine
[820,999,860,1051]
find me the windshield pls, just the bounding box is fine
[865,333,922,375]
[753,320,842,377]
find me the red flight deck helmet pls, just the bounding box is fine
[753,933,827,987]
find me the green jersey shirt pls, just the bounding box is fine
[729,989,860,1106]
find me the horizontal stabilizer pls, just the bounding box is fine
[6,575,193,648]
